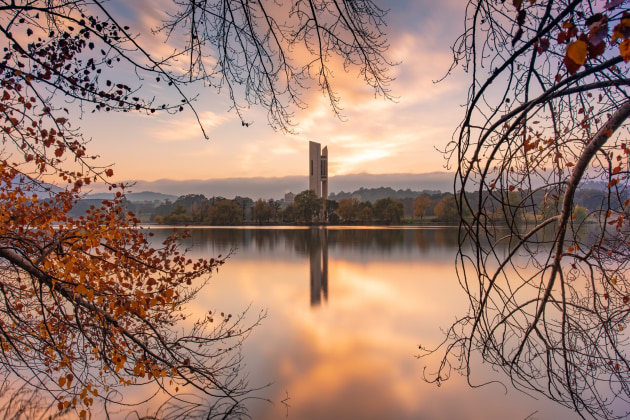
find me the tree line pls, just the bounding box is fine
[107,186,615,226]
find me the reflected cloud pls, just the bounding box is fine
[147,227,579,420]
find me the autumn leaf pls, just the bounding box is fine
[567,40,588,65]
[563,40,589,74]
[612,16,630,42]
[537,38,550,54]
[75,284,89,296]
[620,39,630,62]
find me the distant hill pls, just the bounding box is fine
[330,187,443,203]
[86,191,177,203]
[84,172,455,200]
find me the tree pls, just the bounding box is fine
[253,199,272,224]
[424,1,630,418]
[208,199,243,225]
[173,194,209,223]
[161,203,192,225]
[280,204,295,223]
[413,194,431,222]
[0,1,392,417]
[293,190,321,224]
[373,197,403,224]
[573,205,588,226]
[324,199,339,223]
[433,195,460,223]
[383,202,404,224]
[158,0,395,132]
[268,199,282,223]
[499,190,526,226]
[358,201,374,223]
[337,197,359,222]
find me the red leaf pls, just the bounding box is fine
[537,38,550,54]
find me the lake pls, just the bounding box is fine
[145,226,580,420]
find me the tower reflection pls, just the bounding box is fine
[309,227,328,306]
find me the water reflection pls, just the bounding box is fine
[144,226,580,420]
[167,226,463,259]
[309,228,328,306]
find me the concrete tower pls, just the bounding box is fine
[321,145,328,200]
[309,141,328,220]
[309,141,322,196]
[309,141,329,198]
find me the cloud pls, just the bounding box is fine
[76,1,471,182]
[149,111,233,142]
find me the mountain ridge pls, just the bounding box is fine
[88,172,455,200]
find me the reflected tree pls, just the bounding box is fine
[421,1,630,419]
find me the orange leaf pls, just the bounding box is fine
[75,284,88,296]
[567,40,588,65]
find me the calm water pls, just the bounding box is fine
[146,226,579,420]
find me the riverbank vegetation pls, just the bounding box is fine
[107,185,616,226]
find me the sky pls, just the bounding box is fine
[74,0,469,192]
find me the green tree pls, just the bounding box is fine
[173,194,209,223]
[413,194,432,222]
[374,198,403,224]
[209,200,243,225]
[162,204,192,225]
[294,190,322,224]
